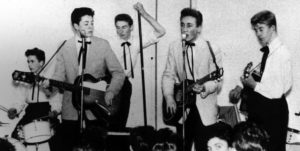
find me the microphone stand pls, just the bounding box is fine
[137,11,148,126]
[79,35,87,134]
[181,38,187,151]
[33,40,67,110]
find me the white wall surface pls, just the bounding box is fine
[0,0,299,137]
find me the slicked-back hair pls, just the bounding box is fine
[251,10,277,31]
[25,47,45,62]
[115,14,133,26]
[71,7,94,25]
[232,122,270,151]
[180,8,203,27]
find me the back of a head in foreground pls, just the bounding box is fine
[231,122,270,151]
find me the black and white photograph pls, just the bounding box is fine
[0,0,300,151]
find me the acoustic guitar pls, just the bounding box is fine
[11,70,123,120]
[162,68,223,126]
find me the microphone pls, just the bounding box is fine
[181,33,187,41]
[80,32,86,49]
[181,34,187,48]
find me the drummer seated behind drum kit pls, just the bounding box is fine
[3,48,60,151]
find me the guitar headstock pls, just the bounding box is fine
[12,70,35,84]
[210,68,224,81]
[243,62,253,78]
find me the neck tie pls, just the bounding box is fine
[185,42,195,81]
[121,41,134,78]
[121,42,131,69]
[260,46,269,76]
[78,40,91,64]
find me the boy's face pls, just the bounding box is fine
[208,137,229,151]
[115,21,133,41]
[181,16,201,42]
[27,55,44,74]
[253,23,275,46]
[74,15,94,37]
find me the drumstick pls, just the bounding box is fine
[36,115,50,120]
[0,105,8,112]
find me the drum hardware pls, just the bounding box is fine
[21,120,53,144]
[287,127,300,145]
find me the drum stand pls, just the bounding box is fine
[35,143,39,151]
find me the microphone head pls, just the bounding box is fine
[181,34,187,40]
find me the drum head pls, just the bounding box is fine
[23,121,52,143]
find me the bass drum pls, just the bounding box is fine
[4,137,26,151]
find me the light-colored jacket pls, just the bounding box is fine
[162,37,223,126]
[52,36,125,120]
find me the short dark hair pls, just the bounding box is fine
[71,7,94,25]
[154,128,180,151]
[115,14,133,26]
[207,122,232,146]
[232,122,270,151]
[25,47,45,62]
[180,8,203,27]
[72,126,106,151]
[130,126,156,151]
[0,138,16,151]
[251,10,277,31]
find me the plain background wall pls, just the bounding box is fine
[0,0,299,136]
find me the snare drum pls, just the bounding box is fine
[22,120,53,143]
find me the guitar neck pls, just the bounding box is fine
[49,79,76,91]
[186,74,212,93]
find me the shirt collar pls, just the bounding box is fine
[75,35,91,43]
[267,36,281,54]
[118,34,133,45]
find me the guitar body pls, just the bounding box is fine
[162,80,201,126]
[72,74,121,120]
[162,68,224,126]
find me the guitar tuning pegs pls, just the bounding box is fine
[216,77,222,82]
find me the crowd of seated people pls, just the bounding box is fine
[0,121,272,151]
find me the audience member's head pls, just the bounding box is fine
[72,126,107,151]
[0,138,16,151]
[231,121,270,151]
[207,122,232,151]
[153,128,179,151]
[130,126,157,151]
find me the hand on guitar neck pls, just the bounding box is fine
[7,108,18,120]
[241,74,257,89]
[229,62,257,104]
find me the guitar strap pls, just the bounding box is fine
[206,41,220,72]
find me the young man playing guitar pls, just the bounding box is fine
[229,10,292,151]
[44,7,125,151]
[162,8,223,151]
